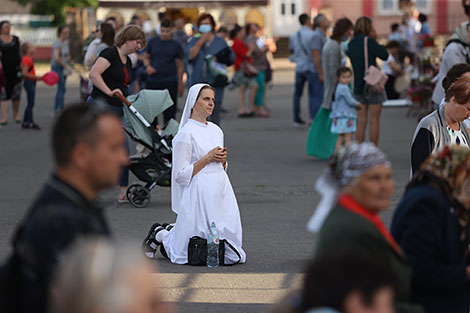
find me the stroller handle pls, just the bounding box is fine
[115,93,132,107]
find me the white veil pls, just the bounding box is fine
[171,83,210,214]
[178,83,210,131]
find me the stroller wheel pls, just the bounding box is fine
[127,184,151,208]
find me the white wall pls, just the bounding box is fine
[272,0,305,37]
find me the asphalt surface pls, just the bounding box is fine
[0,69,418,313]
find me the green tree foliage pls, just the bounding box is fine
[16,0,98,24]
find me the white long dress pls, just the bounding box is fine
[162,119,247,264]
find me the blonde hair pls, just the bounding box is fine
[20,42,32,56]
[114,25,146,48]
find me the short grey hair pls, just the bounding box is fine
[49,238,153,313]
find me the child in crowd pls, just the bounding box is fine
[21,42,41,130]
[330,67,362,152]
[383,41,403,100]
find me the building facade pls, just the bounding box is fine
[97,0,270,36]
[310,0,468,36]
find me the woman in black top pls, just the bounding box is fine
[89,24,146,201]
[347,17,388,146]
[89,25,146,111]
[0,20,21,125]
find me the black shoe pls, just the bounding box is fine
[161,223,174,231]
[142,223,164,259]
[293,119,306,127]
[31,123,41,130]
[160,244,169,259]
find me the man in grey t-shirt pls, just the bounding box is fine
[290,13,329,126]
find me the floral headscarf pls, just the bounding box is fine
[307,142,391,233]
[331,142,391,187]
[409,145,470,249]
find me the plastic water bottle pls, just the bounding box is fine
[207,222,219,268]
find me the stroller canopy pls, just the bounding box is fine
[123,89,177,150]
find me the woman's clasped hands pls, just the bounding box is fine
[206,146,227,164]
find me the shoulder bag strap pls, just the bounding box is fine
[223,240,241,266]
[364,36,369,72]
[297,31,310,57]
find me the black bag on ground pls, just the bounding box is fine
[187,236,241,266]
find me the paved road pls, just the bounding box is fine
[0,69,417,313]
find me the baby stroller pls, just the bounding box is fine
[117,90,178,208]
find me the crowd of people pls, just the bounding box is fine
[302,11,434,160]
[0,13,276,131]
[2,7,470,313]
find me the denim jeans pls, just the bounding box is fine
[22,80,36,125]
[52,66,67,112]
[293,71,324,121]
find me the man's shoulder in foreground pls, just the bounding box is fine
[23,175,109,236]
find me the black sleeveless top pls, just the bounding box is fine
[0,35,21,82]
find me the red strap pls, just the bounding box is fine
[123,66,129,87]
[338,194,402,255]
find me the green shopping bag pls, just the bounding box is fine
[306,108,337,159]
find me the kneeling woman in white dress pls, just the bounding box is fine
[143,83,246,265]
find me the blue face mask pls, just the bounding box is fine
[199,24,212,34]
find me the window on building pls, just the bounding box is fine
[379,0,430,15]
[378,0,401,15]
[416,0,431,14]
[291,3,296,15]
[383,0,394,9]
[281,3,286,15]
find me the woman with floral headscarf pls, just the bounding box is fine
[391,145,470,313]
[312,142,422,313]
[141,83,246,265]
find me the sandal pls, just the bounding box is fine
[142,223,165,259]
[162,223,174,231]
[118,194,129,203]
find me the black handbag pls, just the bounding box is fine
[214,46,234,67]
[187,236,241,266]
